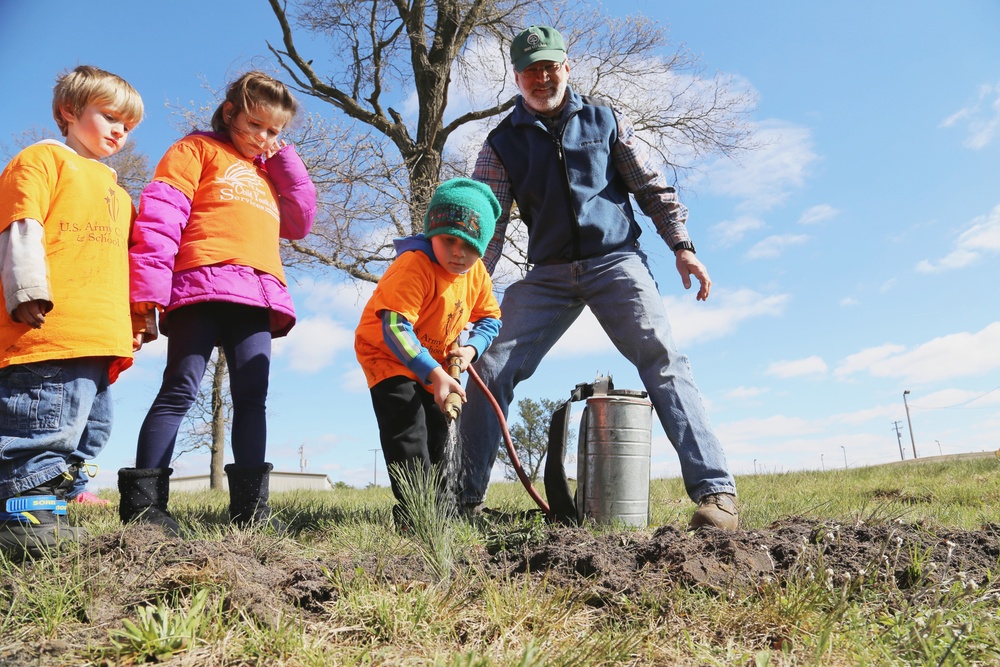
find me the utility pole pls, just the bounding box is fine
[903,390,918,458]
[298,444,308,473]
[821,453,825,471]
[892,421,905,460]
[841,445,847,469]
[369,448,380,486]
[936,439,943,456]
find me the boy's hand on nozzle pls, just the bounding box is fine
[12,299,51,329]
[428,366,466,414]
[450,345,477,373]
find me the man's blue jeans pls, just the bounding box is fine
[460,247,736,505]
[0,358,112,498]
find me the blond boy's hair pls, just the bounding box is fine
[51,65,144,137]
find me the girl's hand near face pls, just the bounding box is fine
[264,138,287,159]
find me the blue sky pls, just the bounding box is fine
[1,1,998,491]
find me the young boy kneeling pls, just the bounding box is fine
[355,178,502,527]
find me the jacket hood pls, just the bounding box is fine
[393,234,437,262]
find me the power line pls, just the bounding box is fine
[912,385,1000,411]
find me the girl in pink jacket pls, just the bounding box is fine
[118,71,316,536]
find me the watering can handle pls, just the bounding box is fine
[444,345,463,421]
[543,398,578,525]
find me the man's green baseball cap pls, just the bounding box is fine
[510,25,566,72]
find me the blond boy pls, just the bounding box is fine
[0,65,145,559]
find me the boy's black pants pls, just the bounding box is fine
[369,376,451,505]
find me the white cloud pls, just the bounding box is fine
[916,204,1000,273]
[725,386,768,399]
[275,316,355,373]
[341,366,369,393]
[668,288,789,346]
[839,297,858,307]
[834,322,1000,384]
[745,233,810,260]
[765,356,828,378]
[941,81,1000,150]
[710,215,765,247]
[798,204,838,226]
[717,414,822,441]
[701,120,819,212]
[549,288,790,357]
[834,344,906,378]
[293,276,375,316]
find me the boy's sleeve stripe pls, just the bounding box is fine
[383,310,422,361]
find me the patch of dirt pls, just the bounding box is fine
[81,524,337,628]
[3,519,998,665]
[494,518,1000,604]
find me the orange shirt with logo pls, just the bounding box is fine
[0,142,136,380]
[355,249,501,388]
[153,134,286,283]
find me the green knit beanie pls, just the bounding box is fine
[423,178,500,257]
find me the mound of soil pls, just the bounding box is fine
[2,519,997,666]
[82,524,335,628]
[496,518,1000,603]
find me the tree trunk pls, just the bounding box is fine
[209,347,227,489]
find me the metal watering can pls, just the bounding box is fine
[544,375,654,527]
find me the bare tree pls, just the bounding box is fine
[1,127,58,163]
[265,0,757,284]
[103,141,152,204]
[174,349,232,488]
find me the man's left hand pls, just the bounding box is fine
[675,249,711,301]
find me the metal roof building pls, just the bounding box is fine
[169,471,335,493]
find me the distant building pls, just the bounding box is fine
[169,471,335,493]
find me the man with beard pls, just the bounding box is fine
[460,25,739,530]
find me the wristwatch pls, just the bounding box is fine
[672,241,696,254]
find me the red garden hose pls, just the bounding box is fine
[466,364,553,519]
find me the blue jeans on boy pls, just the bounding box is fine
[460,247,736,506]
[0,358,112,498]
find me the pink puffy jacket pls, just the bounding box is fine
[129,133,316,338]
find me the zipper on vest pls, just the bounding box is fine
[555,115,582,260]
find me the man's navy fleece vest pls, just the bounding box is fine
[486,87,641,264]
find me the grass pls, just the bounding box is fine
[1,456,998,665]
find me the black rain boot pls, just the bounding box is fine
[224,462,288,533]
[117,468,182,536]
[0,470,85,560]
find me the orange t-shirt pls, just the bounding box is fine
[355,248,501,388]
[0,142,135,379]
[153,134,286,283]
